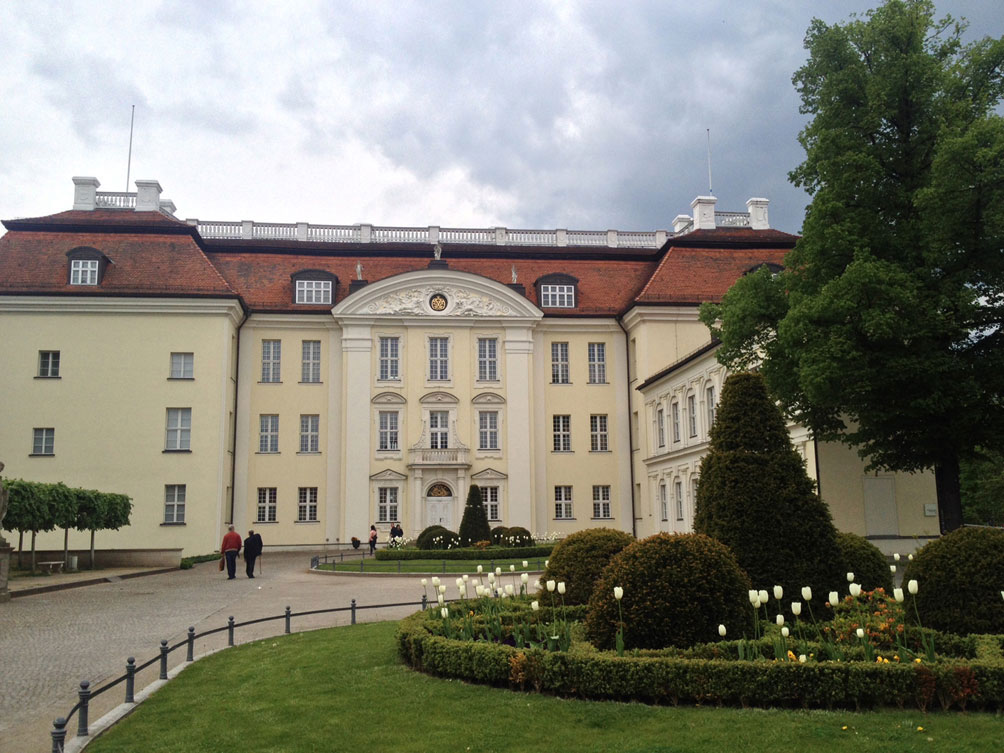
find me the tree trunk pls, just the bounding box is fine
[31,530,36,572]
[18,530,23,569]
[90,529,96,570]
[63,528,69,568]
[935,455,964,533]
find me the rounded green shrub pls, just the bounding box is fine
[417,525,449,550]
[538,527,634,605]
[490,526,510,546]
[902,526,1004,635]
[585,533,752,650]
[506,526,533,547]
[836,532,893,592]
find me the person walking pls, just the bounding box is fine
[368,524,378,555]
[220,525,242,580]
[243,529,263,578]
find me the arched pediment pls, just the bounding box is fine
[331,269,543,321]
[420,391,459,404]
[372,391,407,404]
[472,392,505,405]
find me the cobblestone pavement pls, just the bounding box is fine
[0,554,428,753]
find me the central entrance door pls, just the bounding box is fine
[425,482,454,529]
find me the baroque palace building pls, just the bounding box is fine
[0,177,939,557]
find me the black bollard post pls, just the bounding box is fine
[187,626,195,662]
[125,657,136,703]
[227,616,235,646]
[422,593,428,611]
[351,598,357,625]
[284,606,291,634]
[50,717,67,753]
[76,681,91,737]
[159,640,168,680]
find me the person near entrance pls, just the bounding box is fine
[390,521,403,540]
[368,524,378,554]
[244,529,263,578]
[220,525,242,580]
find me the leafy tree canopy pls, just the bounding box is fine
[701,0,1004,531]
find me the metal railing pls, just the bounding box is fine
[310,554,547,574]
[47,595,429,752]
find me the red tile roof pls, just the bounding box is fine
[4,209,192,230]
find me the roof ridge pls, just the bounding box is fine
[634,245,676,302]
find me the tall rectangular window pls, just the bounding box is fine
[301,340,321,383]
[378,411,399,451]
[32,427,55,455]
[672,402,681,443]
[295,279,331,304]
[261,340,281,383]
[552,415,571,452]
[554,486,573,519]
[551,342,569,384]
[590,414,608,451]
[688,394,698,437]
[657,408,666,448]
[660,483,668,521]
[540,284,575,308]
[165,408,191,450]
[38,351,60,378]
[592,485,611,519]
[298,487,318,522]
[477,338,498,381]
[259,414,279,453]
[378,487,398,522]
[299,414,319,453]
[706,385,717,431]
[70,259,98,285]
[691,476,699,509]
[165,484,186,523]
[430,411,449,449]
[675,480,684,521]
[170,352,194,379]
[588,343,606,383]
[429,337,449,381]
[257,487,277,523]
[478,411,499,450]
[481,486,500,521]
[378,337,399,380]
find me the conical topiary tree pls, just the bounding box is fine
[458,483,491,546]
[693,372,844,601]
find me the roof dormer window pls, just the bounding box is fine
[535,273,579,309]
[66,247,110,286]
[291,270,337,305]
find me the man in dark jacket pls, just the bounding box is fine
[244,529,263,578]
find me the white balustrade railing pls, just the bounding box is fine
[252,222,296,240]
[96,192,137,209]
[507,229,556,246]
[197,221,243,239]
[439,227,495,244]
[372,226,430,243]
[566,230,609,246]
[408,448,470,466]
[715,211,750,227]
[307,225,361,242]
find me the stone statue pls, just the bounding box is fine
[511,265,517,284]
[355,261,363,281]
[433,244,442,261]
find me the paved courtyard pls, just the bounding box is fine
[0,553,425,753]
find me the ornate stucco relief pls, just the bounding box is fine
[364,286,514,317]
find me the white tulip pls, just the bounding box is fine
[893,553,901,562]
[488,573,496,584]
[908,579,918,595]
[846,572,855,583]
[558,582,566,595]
[849,583,861,597]
[521,573,529,584]
[753,598,762,609]
[432,576,440,587]
[776,614,784,626]
[908,554,914,561]
[510,565,515,572]
[889,565,896,573]
[1001,591,1004,602]
[495,567,502,576]
[718,624,727,637]
[441,607,449,619]
[799,654,807,664]
[547,580,556,592]
[758,590,769,605]
[439,584,447,594]
[531,600,539,611]
[802,586,812,601]
[773,585,783,600]
[456,578,463,588]
[505,584,514,596]
[856,628,865,639]
[421,578,428,586]
[438,594,444,606]
[791,602,802,617]
[477,565,483,574]
[522,560,529,568]
[828,591,839,606]
[545,560,549,568]
[781,626,789,638]
[462,574,469,582]
[893,588,904,602]
[614,586,624,601]
[496,587,504,598]
[748,589,758,605]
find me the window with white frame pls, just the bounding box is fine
[164,484,186,523]
[552,415,571,452]
[687,394,697,437]
[430,411,449,449]
[378,487,398,522]
[165,408,191,450]
[428,337,449,381]
[32,427,54,455]
[657,408,666,448]
[477,337,498,381]
[259,414,279,453]
[551,342,569,384]
[592,485,611,519]
[70,258,99,285]
[590,414,608,451]
[671,401,681,442]
[478,411,499,451]
[691,476,699,509]
[706,385,716,431]
[660,482,668,521]
[295,279,331,304]
[301,341,321,383]
[378,411,399,451]
[588,343,606,383]
[299,414,319,453]
[170,352,193,379]
[298,487,318,521]
[554,486,573,519]
[257,487,277,523]
[481,486,500,521]
[540,284,575,308]
[378,337,400,380]
[675,480,684,521]
[38,350,60,378]
[261,340,281,383]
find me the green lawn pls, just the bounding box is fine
[321,556,546,574]
[89,622,1004,753]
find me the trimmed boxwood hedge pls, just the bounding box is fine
[836,532,894,592]
[397,609,1004,711]
[375,544,553,561]
[538,527,634,605]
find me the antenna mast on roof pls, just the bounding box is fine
[125,105,135,192]
[706,128,713,195]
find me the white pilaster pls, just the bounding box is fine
[340,322,373,541]
[504,326,535,530]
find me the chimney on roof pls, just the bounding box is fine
[134,179,163,212]
[691,195,717,230]
[672,214,692,233]
[72,177,100,211]
[747,197,769,229]
[160,199,177,216]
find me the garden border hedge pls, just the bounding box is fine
[397,611,1004,712]
[375,545,553,561]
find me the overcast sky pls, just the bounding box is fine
[1,1,1000,236]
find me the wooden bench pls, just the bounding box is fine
[38,561,64,574]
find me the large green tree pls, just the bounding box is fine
[701,0,1004,532]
